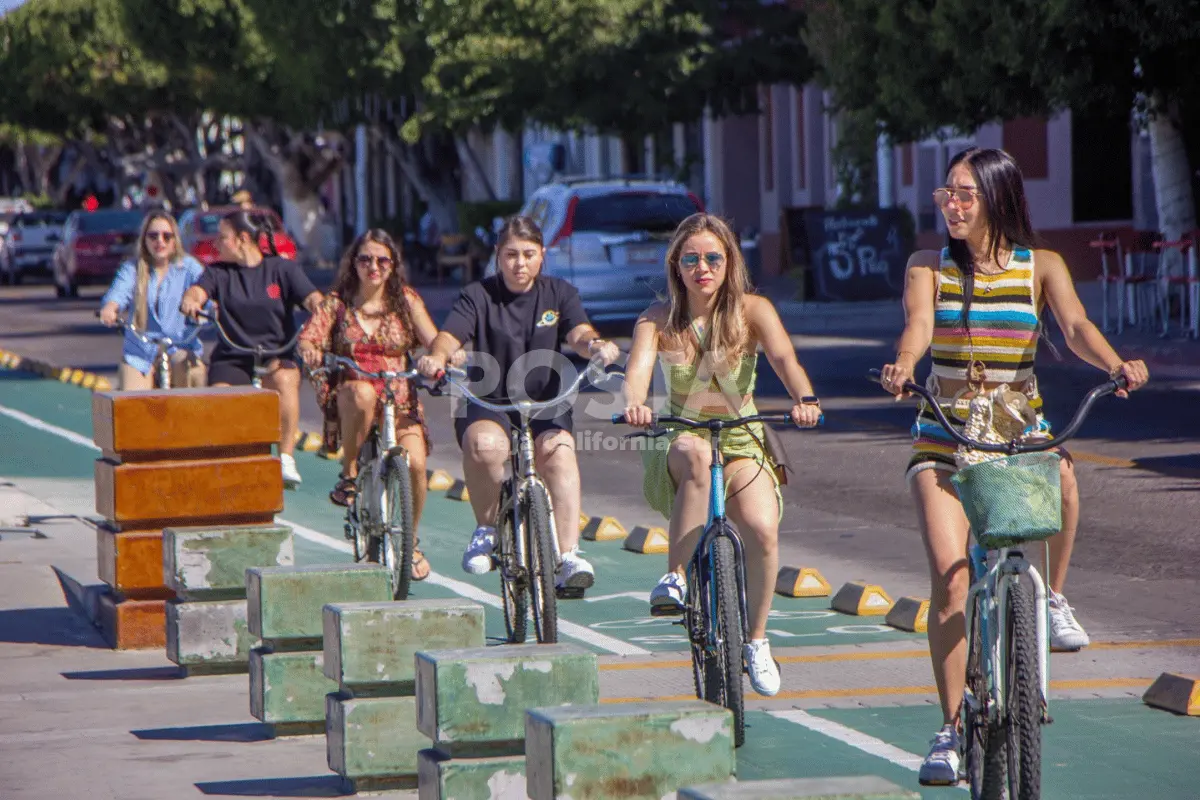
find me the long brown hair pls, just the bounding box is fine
[133,211,186,330]
[660,213,752,370]
[329,229,415,335]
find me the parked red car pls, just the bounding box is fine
[177,205,298,265]
[52,208,146,298]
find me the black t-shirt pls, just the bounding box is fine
[196,257,318,360]
[441,274,589,402]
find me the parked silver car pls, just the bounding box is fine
[1,210,69,285]
[504,177,703,322]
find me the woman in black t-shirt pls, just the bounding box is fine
[418,216,620,594]
[181,209,322,488]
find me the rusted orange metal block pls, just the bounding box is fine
[96,525,180,597]
[98,593,169,650]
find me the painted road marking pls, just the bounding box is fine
[0,401,650,657]
[600,648,932,672]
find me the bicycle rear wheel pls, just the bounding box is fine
[702,533,745,747]
[1003,577,1042,800]
[497,484,528,644]
[525,482,558,644]
[382,451,414,600]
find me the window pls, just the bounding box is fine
[1002,117,1049,180]
[572,192,700,234]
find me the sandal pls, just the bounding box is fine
[411,547,431,581]
[329,474,357,507]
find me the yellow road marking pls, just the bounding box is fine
[598,638,1200,672]
[1071,451,1137,468]
[599,677,1152,704]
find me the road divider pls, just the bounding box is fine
[426,468,455,491]
[624,525,670,554]
[446,479,471,502]
[0,347,112,390]
[885,597,930,633]
[1142,672,1200,716]
[581,515,627,542]
[831,581,895,616]
[776,566,832,598]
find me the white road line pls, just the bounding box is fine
[767,709,968,792]
[0,402,650,657]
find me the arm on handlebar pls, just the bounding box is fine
[866,368,1126,453]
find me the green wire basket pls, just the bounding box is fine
[951,452,1063,549]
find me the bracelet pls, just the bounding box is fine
[896,350,919,364]
[1108,363,1125,380]
[799,396,821,406]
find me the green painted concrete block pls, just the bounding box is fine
[326,692,424,779]
[324,599,485,694]
[164,525,293,598]
[246,564,391,640]
[249,647,337,727]
[416,643,598,756]
[525,701,735,800]
[417,748,526,800]
[165,598,253,669]
[678,777,921,799]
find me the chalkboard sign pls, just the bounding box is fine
[782,208,914,301]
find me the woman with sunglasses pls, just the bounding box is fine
[98,211,207,389]
[297,231,439,581]
[877,147,1149,786]
[621,212,823,698]
[180,209,322,488]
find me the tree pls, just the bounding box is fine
[806,0,1200,248]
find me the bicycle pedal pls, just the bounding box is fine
[556,586,585,600]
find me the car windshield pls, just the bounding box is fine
[197,209,284,236]
[15,211,69,227]
[77,211,146,233]
[572,192,699,234]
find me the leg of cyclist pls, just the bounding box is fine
[650,435,710,613]
[459,419,509,574]
[396,422,430,580]
[911,466,972,785]
[264,360,302,487]
[333,381,378,504]
[1046,451,1088,650]
[169,353,207,388]
[533,429,594,590]
[118,363,154,391]
[724,457,782,697]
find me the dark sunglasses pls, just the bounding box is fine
[355,253,394,270]
[932,187,982,209]
[680,252,725,269]
[145,231,175,242]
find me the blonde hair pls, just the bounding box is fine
[660,213,752,370]
[132,211,185,330]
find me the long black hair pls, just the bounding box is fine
[945,148,1038,327]
[223,207,280,257]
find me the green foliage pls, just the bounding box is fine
[21,193,56,210]
[830,109,878,207]
[457,200,522,236]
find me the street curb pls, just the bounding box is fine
[0,349,113,391]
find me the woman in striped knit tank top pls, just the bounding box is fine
[878,148,1149,786]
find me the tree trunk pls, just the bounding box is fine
[1148,96,1197,277]
[246,130,329,260]
[379,132,460,234]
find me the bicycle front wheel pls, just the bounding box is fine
[963,590,1004,798]
[525,482,558,644]
[703,534,745,747]
[382,452,415,600]
[497,483,528,644]
[1003,578,1042,800]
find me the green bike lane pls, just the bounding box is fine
[1,371,1198,799]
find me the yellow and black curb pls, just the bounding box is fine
[0,348,112,391]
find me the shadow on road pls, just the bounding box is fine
[195,775,350,797]
[63,666,184,681]
[0,606,107,647]
[133,722,275,743]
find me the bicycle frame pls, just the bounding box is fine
[199,311,301,389]
[103,312,203,389]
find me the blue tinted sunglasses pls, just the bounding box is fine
[680,252,725,269]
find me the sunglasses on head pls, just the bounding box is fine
[680,251,725,269]
[355,253,394,270]
[145,231,174,242]
[932,187,982,208]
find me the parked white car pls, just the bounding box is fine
[1,210,69,285]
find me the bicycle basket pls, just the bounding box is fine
[951,452,1062,549]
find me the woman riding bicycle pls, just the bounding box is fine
[297,229,439,581]
[416,215,620,593]
[179,209,323,488]
[877,147,1149,786]
[621,212,822,698]
[98,211,206,389]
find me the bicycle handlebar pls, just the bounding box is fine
[196,310,301,360]
[435,358,612,416]
[96,311,205,349]
[866,368,1127,453]
[610,410,823,437]
[312,353,421,383]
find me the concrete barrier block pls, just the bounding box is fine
[427,469,455,491]
[323,599,485,693]
[248,648,336,733]
[623,525,669,554]
[525,701,734,800]
[775,566,832,598]
[679,776,920,799]
[96,525,167,595]
[831,581,894,616]
[164,525,293,598]
[581,516,627,542]
[166,598,253,671]
[98,592,168,650]
[92,387,280,456]
[884,597,929,633]
[417,643,598,756]
[326,693,424,781]
[446,480,471,502]
[1142,672,1200,716]
[246,564,392,641]
[417,748,526,800]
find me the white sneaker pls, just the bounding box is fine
[280,453,302,488]
[743,638,781,697]
[1049,590,1090,651]
[462,525,497,575]
[918,724,961,786]
[649,572,687,615]
[557,549,595,590]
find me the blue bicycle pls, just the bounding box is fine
[612,410,820,747]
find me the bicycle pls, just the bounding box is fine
[196,310,302,389]
[610,409,822,748]
[432,358,610,645]
[97,311,205,389]
[312,354,434,601]
[870,368,1128,800]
